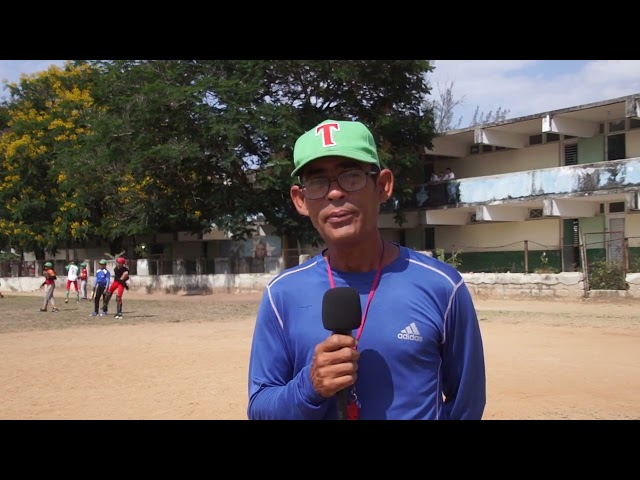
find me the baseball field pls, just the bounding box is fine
[1,290,638,420]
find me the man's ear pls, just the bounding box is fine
[377,169,394,204]
[290,185,309,217]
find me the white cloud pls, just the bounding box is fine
[429,60,640,126]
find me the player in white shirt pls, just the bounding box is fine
[443,168,457,203]
[64,261,80,304]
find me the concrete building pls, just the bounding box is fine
[378,93,640,274]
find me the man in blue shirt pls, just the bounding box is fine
[247,120,486,420]
[91,259,111,317]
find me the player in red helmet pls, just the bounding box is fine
[103,257,130,320]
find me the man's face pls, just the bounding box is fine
[290,156,393,247]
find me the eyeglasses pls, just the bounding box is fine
[300,170,379,200]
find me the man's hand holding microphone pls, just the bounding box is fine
[314,287,363,419]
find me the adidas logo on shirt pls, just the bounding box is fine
[398,322,423,342]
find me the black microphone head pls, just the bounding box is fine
[322,287,362,334]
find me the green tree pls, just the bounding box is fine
[81,60,437,247]
[2,60,438,254]
[469,105,511,126]
[426,63,511,132]
[428,80,466,133]
[76,60,261,250]
[222,60,437,245]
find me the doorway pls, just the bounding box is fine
[607,217,625,264]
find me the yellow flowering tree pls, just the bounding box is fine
[0,61,96,258]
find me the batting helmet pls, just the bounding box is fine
[44,261,53,267]
[117,257,126,265]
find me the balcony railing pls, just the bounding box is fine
[382,157,640,212]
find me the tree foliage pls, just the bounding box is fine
[428,80,466,133]
[0,61,95,258]
[427,72,511,132]
[469,105,511,126]
[1,60,437,254]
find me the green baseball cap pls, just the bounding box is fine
[291,119,380,177]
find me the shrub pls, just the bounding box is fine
[588,260,627,290]
[435,248,463,269]
[534,251,559,274]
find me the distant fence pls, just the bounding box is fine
[441,236,640,277]
[2,235,639,295]
[443,240,566,274]
[0,254,285,279]
[3,238,639,278]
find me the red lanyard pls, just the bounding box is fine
[326,242,385,345]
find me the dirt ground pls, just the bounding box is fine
[1,290,638,420]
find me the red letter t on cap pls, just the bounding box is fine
[316,122,340,147]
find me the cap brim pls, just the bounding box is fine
[291,152,380,177]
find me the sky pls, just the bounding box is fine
[429,60,640,127]
[2,60,640,128]
[0,60,66,87]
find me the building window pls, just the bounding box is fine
[609,202,625,213]
[607,133,626,161]
[529,134,543,145]
[424,228,435,250]
[609,119,625,132]
[602,202,627,214]
[564,143,578,166]
[545,133,560,142]
[529,208,543,219]
[630,118,640,129]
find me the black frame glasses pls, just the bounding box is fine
[300,170,379,200]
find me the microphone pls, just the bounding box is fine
[322,287,362,420]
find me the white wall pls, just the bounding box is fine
[627,129,640,158]
[435,218,561,252]
[627,214,640,246]
[4,271,639,299]
[453,143,560,179]
[580,216,606,247]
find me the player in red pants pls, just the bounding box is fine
[103,257,129,319]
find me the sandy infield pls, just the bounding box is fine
[1,291,638,420]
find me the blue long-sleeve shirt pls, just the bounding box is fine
[247,245,486,420]
[94,268,111,287]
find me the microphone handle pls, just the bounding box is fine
[336,388,349,420]
[330,329,355,420]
